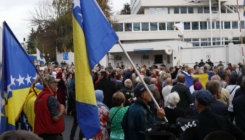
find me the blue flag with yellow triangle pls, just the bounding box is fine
[72,0,118,139]
[2,22,38,131]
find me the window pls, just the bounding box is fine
[224,21,231,29]
[113,23,123,32]
[159,23,166,30]
[204,7,209,13]
[150,22,158,31]
[216,21,223,29]
[198,7,203,13]
[167,22,174,30]
[154,55,163,63]
[213,38,221,45]
[200,22,207,30]
[184,38,191,42]
[192,38,200,46]
[184,22,191,30]
[156,8,163,14]
[133,23,140,31]
[212,7,217,13]
[232,21,238,29]
[149,8,155,14]
[192,22,199,30]
[188,7,194,13]
[233,37,240,44]
[241,21,245,29]
[201,39,208,46]
[125,23,132,31]
[142,23,149,31]
[181,7,187,14]
[174,7,179,14]
[221,7,226,13]
[162,8,170,14]
[227,8,232,13]
[208,22,215,29]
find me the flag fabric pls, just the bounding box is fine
[3,22,37,130]
[72,0,118,139]
[192,74,209,89]
[173,22,184,39]
[36,48,46,64]
[181,71,193,88]
[0,26,6,134]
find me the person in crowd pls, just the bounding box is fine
[170,60,180,80]
[62,69,67,81]
[189,77,200,94]
[182,90,245,140]
[211,75,230,106]
[110,71,117,83]
[96,71,116,109]
[121,62,125,69]
[122,67,132,86]
[237,65,245,85]
[206,80,229,118]
[121,84,165,140]
[0,130,42,140]
[151,78,161,94]
[162,73,171,88]
[204,131,236,140]
[162,78,173,103]
[226,76,240,122]
[110,92,129,140]
[194,62,199,69]
[66,73,73,114]
[220,73,229,88]
[171,74,192,113]
[231,64,238,78]
[56,71,67,107]
[199,59,205,67]
[34,76,65,140]
[218,61,224,67]
[116,63,121,69]
[107,63,113,72]
[164,92,185,124]
[217,66,225,78]
[191,82,203,102]
[118,79,133,106]
[206,59,214,68]
[226,63,232,71]
[143,77,151,85]
[140,68,146,76]
[233,76,245,132]
[213,66,218,75]
[149,82,162,109]
[93,90,110,140]
[115,74,123,91]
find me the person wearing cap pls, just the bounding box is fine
[121,84,165,140]
[34,75,65,140]
[182,90,245,140]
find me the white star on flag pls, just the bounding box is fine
[16,75,25,86]
[7,84,12,96]
[73,0,80,9]
[10,75,15,86]
[25,74,32,84]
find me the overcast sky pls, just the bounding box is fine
[0,0,130,43]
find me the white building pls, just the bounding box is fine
[101,0,245,67]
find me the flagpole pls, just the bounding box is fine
[118,41,168,122]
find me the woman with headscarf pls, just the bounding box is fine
[93,90,110,140]
[56,72,67,107]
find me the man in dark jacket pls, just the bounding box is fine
[96,71,116,108]
[118,79,133,106]
[171,74,192,112]
[206,80,229,119]
[182,90,245,140]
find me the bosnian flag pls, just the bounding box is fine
[36,48,46,64]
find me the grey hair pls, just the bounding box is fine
[135,75,144,83]
[165,92,180,107]
[124,79,132,88]
[211,75,221,81]
[150,78,157,84]
[206,80,221,95]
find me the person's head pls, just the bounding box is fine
[112,92,125,107]
[220,73,229,82]
[219,61,222,64]
[144,77,151,85]
[193,77,200,85]
[100,71,107,79]
[230,76,237,85]
[0,130,42,140]
[169,67,175,73]
[141,68,146,74]
[62,68,66,73]
[211,75,221,81]
[95,90,104,102]
[194,82,203,90]
[177,74,185,84]
[135,75,144,84]
[108,63,111,66]
[201,59,203,62]
[124,79,132,88]
[232,64,237,70]
[43,75,59,90]
[134,84,152,104]
[195,90,214,113]
[150,78,157,85]
[206,80,221,99]
[165,92,180,107]
[166,78,172,85]
[204,131,236,140]
[66,72,73,80]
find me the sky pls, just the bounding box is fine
[0,0,130,43]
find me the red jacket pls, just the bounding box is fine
[34,88,64,134]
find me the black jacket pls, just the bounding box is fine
[233,93,245,132]
[119,87,133,106]
[182,109,245,140]
[171,84,192,110]
[96,78,116,109]
[210,100,229,119]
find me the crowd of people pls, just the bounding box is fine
[7,59,245,140]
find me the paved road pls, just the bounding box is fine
[63,115,80,140]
